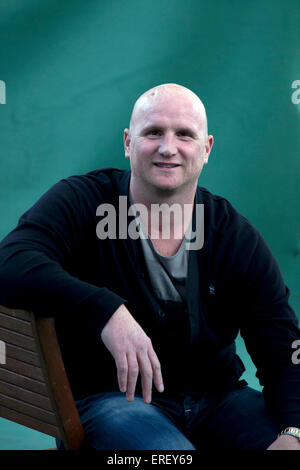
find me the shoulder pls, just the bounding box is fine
[196,186,263,264]
[196,186,254,232]
[62,167,129,193]
[21,168,129,223]
[48,167,129,206]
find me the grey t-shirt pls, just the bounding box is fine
[137,215,189,302]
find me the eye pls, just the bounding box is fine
[176,131,192,139]
[147,129,162,137]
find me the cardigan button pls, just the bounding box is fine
[158,309,165,318]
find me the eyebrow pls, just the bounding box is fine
[140,125,160,134]
[176,127,198,137]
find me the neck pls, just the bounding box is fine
[129,180,197,241]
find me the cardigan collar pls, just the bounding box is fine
[118,169,202,344]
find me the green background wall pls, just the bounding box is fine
[0,0,299,449]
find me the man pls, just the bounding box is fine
[0,84,299,450]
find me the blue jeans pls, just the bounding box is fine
[56,384,279,450]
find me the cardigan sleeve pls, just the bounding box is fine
[237,227,300,430]
[0,178,126,335]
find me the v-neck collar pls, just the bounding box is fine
[118,170,203,343]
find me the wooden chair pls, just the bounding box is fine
[0,304,84,450]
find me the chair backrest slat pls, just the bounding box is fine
[5,343,40,367]
[0,327,36,352]
[0,306,33,321]
[0,381,53,410]
[0,405,62,438]
[0,368,48,395]
[0,312,34,336]
[2,355,44,381]
[0,393,58,424]
[0,305,85,450]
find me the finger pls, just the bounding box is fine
[137,352,153,403]
[148,347,164,393]
[126,353,139,401]
[116,354,128,393]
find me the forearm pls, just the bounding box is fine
[267,434,300,450]
[0,247,126,334]
[262,366,300,432]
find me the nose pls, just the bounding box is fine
[158,134,177,157]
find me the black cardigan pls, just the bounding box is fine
[0,168,299,430]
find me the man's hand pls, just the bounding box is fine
[267,434,300,450]
[100,304,164,403]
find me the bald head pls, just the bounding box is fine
[124,83,214,201]
[129,83,208,136]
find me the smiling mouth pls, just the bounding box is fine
[153,163,181,168]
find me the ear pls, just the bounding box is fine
[124,128,131,159]
[203,134,214,164]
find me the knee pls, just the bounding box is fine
[81,399,194,450]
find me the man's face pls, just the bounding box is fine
[124,91,213,195]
